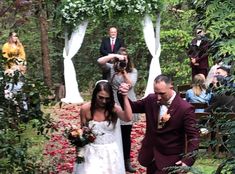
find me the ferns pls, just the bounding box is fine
[193,0,235,65]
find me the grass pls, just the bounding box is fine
[194,158,220,173]
[193,152,224,174]
[21,122,48,156]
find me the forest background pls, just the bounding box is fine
[0,0,234,173]
[1,0,234,94]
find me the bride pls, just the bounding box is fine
[73,80,132,174]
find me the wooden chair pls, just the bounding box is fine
[194,112,235,156]
[184,111,212,154]
[177,84,191,91]
[185,103,235,156]
[196,112,212,153]
[184,103,211,153]
[189,102,212,153]
[212,112,235,156]
[177,84,191,99]
[190,102,208,110]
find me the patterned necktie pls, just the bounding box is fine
[111,39,114,52]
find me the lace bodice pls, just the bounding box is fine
[88,120,116,145]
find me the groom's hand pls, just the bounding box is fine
[175,160,188,174]
[118,83,130,96]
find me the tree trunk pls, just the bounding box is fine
[38,0,52,87]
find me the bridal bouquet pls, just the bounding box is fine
[65,125,96,163]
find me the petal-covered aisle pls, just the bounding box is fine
[44,104,146,174]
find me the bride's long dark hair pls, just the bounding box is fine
[90,81,118,126]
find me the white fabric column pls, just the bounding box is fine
[142,14,161,97]
[61,21,88,104]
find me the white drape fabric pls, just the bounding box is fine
[142,14,161,97]
[61,21,88,104]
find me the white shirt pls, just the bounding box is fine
[196,40,202,46]
[159,91,176,118]
[110,38,116,45]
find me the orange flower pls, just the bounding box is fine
[70,129,83,137]
[160,113,171,123]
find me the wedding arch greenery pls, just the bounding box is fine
[60,0,178,28]
[60,0,183,101]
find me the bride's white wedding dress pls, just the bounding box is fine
[73,120,125,174]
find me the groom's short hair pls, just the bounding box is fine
[154,74,173,85]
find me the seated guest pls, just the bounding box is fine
[205,66,235,113]
[212,66,235,87]
[205,60,222,87]
[186,74,212,112]
[205,66,234,154]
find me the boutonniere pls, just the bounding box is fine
[159,112,171,128]
[161,113,171,123]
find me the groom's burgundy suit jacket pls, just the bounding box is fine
[129,94,200,171]
[187,38,209,69]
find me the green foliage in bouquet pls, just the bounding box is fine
[64,125,97,163]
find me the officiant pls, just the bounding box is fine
[99,26,124,79]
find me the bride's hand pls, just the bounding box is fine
[118,83,130,96]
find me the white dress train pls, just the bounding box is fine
[73,120,125,174]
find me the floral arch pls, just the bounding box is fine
[60,0,166,103]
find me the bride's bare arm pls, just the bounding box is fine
[115,95,132,122]
[80,103,91,127]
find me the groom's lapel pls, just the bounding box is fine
[167,95,180,117]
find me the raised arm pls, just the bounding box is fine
[115,90,132,122]
[124,68,137,87]
[97,54,125,65]
[118,82,147,113]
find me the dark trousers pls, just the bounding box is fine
[121,125,132,160]
[146,161,169,174]
[192,67,208,80]
[146,161,179,174]
[102,70,108,80]
[146,161,157,174]
[101,66,110,80]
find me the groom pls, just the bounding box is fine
[119,74,199,174]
